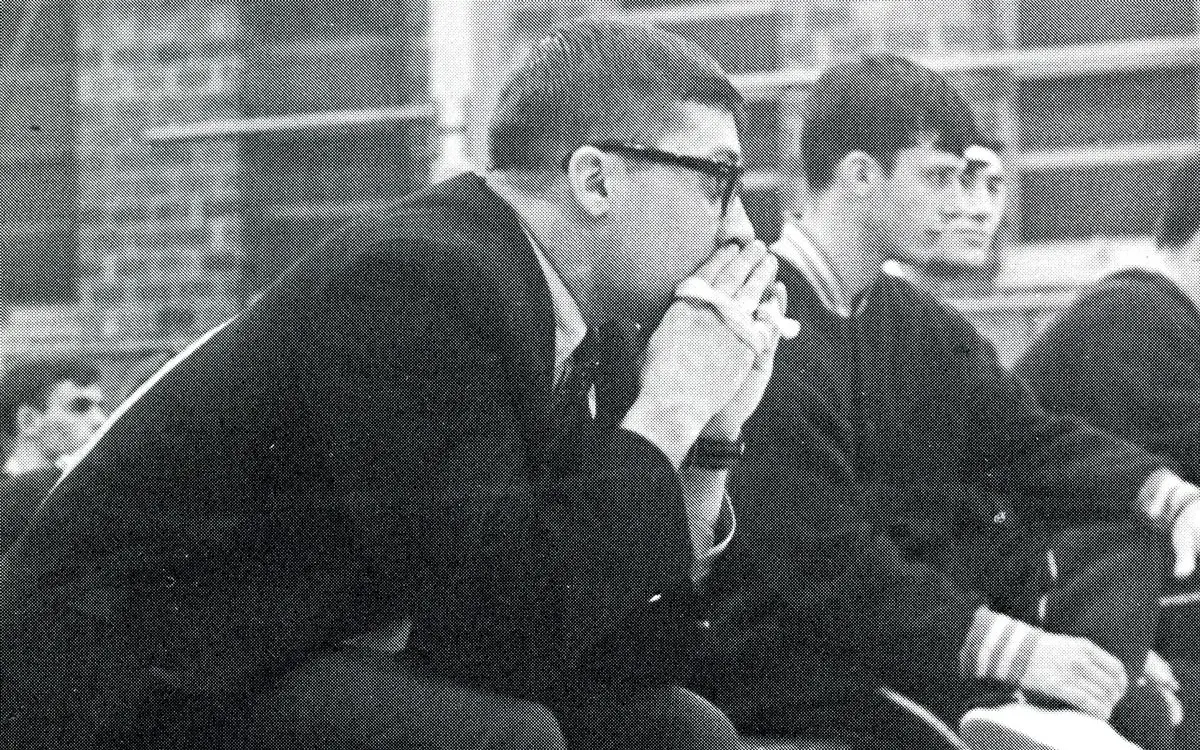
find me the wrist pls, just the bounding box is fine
[683,437,747,471]
[621,400,702,471]
[961,608,1042,687]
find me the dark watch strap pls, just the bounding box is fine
[683,437,747,471]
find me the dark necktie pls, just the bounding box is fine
[550,319,645,447]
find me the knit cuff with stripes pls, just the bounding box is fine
[958,607,1042,686]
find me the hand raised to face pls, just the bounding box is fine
[620,240,790,468]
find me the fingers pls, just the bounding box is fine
[1062,683,1116,720]
[1173,512,1198,578]
[770,279,787,315]
[693,243,743,285]
[1051,661,1118,719]
[1083,642,1129,698]
[708,241,777,306]
[1026,635,1127,719]
[1145,651,1181,693]
[735,252,779,311]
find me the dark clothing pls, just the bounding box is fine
[0,466,58,555]
[249,649,738,750]
[1016,266,1200,748]
[0,173,711,748]
[698,265,1169,723]
[1016,267,1200,485]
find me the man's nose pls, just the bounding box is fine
[720,194,756,247]
[941,184,970,220]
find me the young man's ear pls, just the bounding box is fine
[15,404,41,438]
[565,146,612,217]
[837,151,880,197]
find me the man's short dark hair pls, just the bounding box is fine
[488,19,746,174]
[1157,157,1200,251]
[0,356,101,438]
[801,54,983,194]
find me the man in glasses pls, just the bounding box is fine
[0,356,105,552]
[696,54,1195,750]
[0,20,787,750]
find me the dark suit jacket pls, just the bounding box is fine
[700,265,1167,715]
[0,466,58,556]
[1017,267,1200,482]
[0,173,703,741]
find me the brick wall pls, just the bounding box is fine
[73,0,244,343]
[4,0,432,355]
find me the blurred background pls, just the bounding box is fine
[0,0,1193,400]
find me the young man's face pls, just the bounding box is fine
[30,380,106,463]
[869,137,963,266]
[948,145,1006,264]
[601,101,757,322]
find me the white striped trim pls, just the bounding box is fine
[52,316,237,493]
[774,222,853,318]
[993,620,1035,680]
[974,614,1012,679]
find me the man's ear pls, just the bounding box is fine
[837,151,880,197]
[565,146,611,217]
[15,404,41,438]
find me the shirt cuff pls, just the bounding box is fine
[959,607,1041,686]
[1140,468,1200,529]
[691,492,736,584]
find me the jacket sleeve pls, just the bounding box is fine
[943,303,1167,521]
[301,238,700,700]
[709,364,985,698]
[1016,281,1200,483]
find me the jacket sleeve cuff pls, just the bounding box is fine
[959,607,1041,686]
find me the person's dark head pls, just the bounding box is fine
[801,54,983,264]
[1157,157,1200,253]
[0,356,105,470]
[487,20,755,324]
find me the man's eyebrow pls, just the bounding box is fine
[708,147,741,163]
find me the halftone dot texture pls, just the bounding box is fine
[1,0,1199,748]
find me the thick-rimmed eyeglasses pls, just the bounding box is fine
[571,141,745,216]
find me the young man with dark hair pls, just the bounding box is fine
[0,21,789,750]
[0,356,105,553]
[696,54,1197,750]
[1017,158,1200,748]
[0,356,105,477]
[1017,157,1200,491]
[885,140,1006,298]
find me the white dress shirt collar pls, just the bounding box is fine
[520,223,588,383]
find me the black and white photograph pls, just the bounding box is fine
[0,1,1198,749]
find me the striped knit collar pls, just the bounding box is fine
[775,219,855,318]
